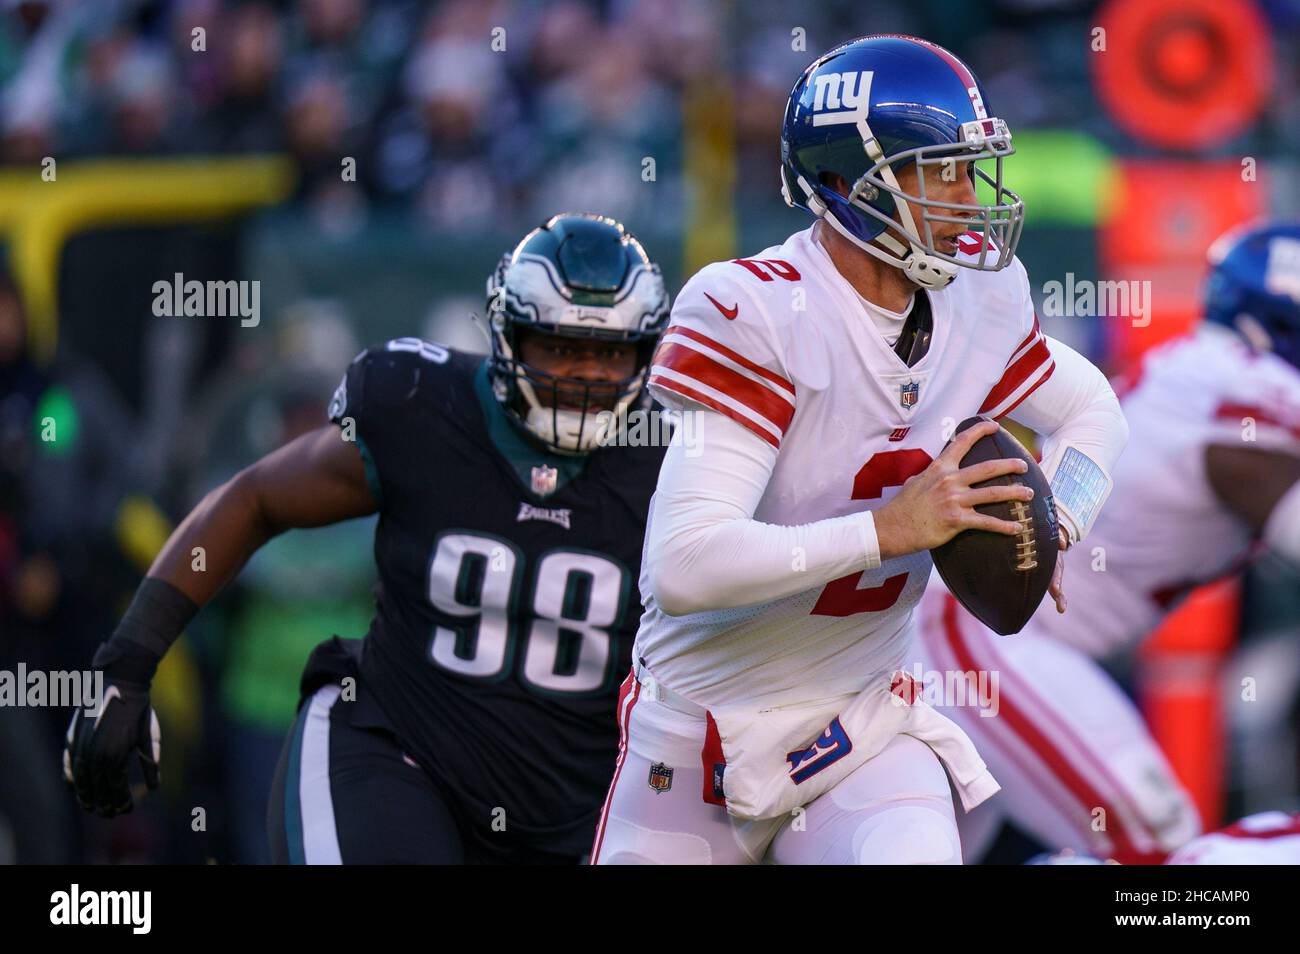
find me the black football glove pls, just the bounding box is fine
[63,580,196,817]
[64,677,160,817]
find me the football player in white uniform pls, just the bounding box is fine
[912,221,1300,863]
[590,35,1128,865]
[1167,812,1300,864]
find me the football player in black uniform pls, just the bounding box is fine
[64,213,672,863]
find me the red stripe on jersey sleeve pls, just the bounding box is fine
[1010,313,1042,358]
[648,374,780,447]
[654,342,795,433]
[980,337,1052,415]
[1214,402,1300,441]
[993,360,1055,420]
[663,325,795,396]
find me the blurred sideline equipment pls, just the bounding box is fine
[0,157,293,364]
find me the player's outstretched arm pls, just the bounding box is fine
[64,425,376,818]
[1206,444,1300,564]
[149,425,377,605]
[646,414,1028,617]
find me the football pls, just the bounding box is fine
[931,416,1059,635]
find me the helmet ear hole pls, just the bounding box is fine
[818,172,851,198]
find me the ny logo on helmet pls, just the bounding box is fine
[811,71,873,126]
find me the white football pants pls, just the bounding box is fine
[590,671,963,865]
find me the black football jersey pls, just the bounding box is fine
[324,338,665,856]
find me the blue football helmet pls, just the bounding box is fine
[780,34,1024,289]
[1204,222,1300,370]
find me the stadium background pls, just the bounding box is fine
[0,0,1298,864]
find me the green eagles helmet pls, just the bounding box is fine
[486,213,670,454]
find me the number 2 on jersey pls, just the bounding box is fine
[810,448,932,617]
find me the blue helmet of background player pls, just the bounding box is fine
[780,34,1024,290]
[486,213,670,455]
[1204,222,1300,371]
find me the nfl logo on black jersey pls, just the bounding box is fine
[647,762,674,794]
[900,380,920,408]
[531,465,558,496]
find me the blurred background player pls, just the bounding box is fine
[1166,811,1300,864]
[914,221,1300,863]
[64,213,672,864]
[591,34,1126,865]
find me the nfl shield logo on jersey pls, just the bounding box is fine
[900,380,920,408]
[531,465,558,496]
[647,762,674,794]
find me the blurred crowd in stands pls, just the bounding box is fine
[9,0,1297,233]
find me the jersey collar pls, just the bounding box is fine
[473,359,587,498]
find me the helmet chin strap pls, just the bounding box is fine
[797,172,957,291]
[819,199,957,291]
[866,224,958,291]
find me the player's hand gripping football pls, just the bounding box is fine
[874,420,1036,558]
[64,675,161,817]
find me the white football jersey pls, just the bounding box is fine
[1031,326,1300,658]
[1166,811,1300,864]
[636,226,1055,708]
